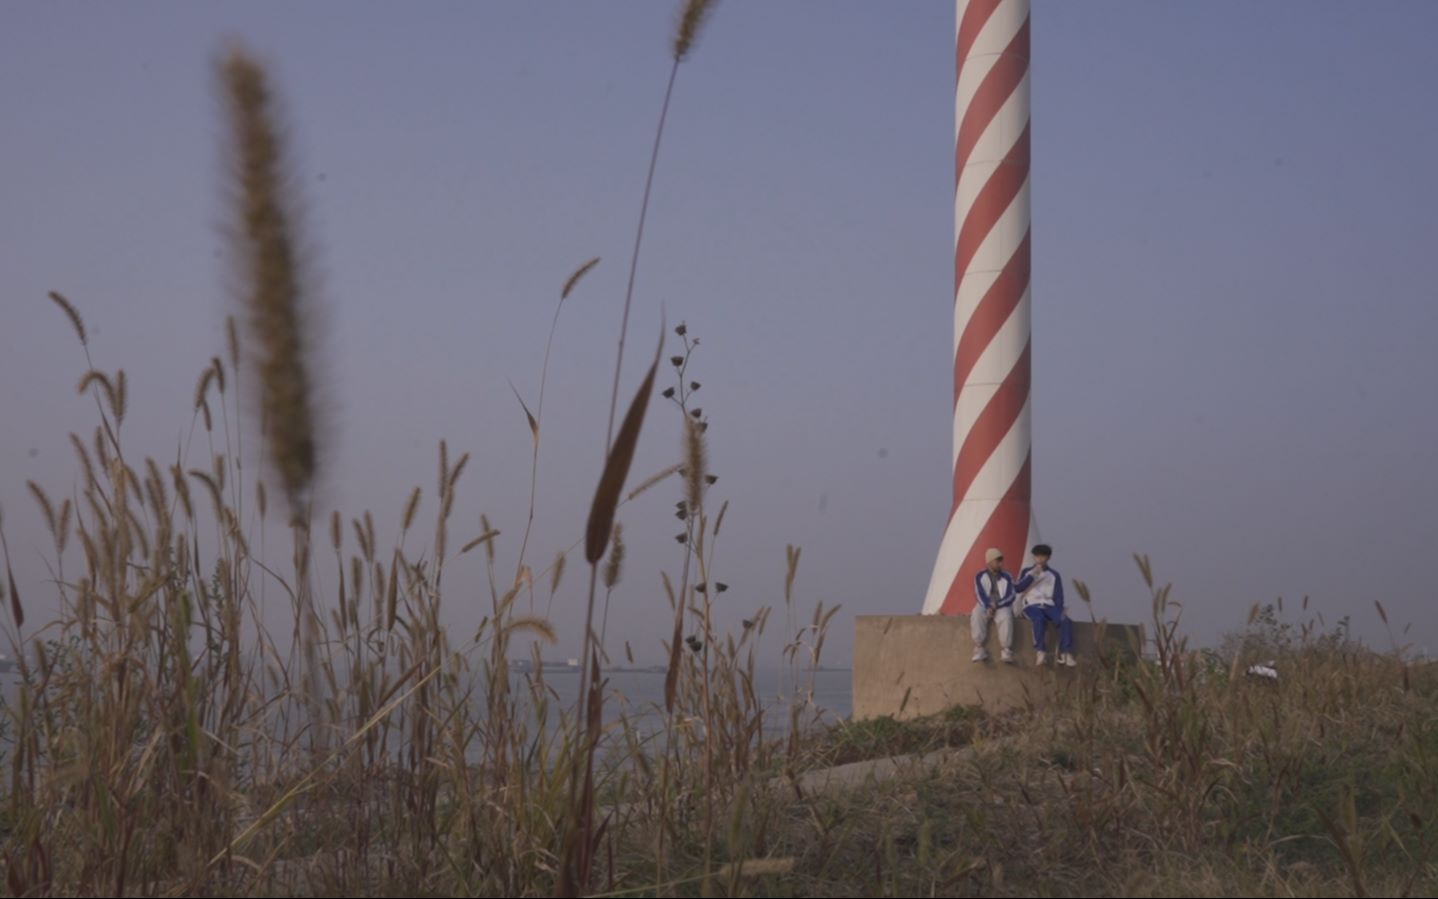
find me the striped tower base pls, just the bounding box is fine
[923,0,1038,616]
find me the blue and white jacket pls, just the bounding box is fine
[973,570,1018,611]
[1017,565,1065,612]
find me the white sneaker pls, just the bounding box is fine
[1060,652,1077,667]
[972,648,989,662]
[1001,649,1015,664]
[1035,651,1048,666]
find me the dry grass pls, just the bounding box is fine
[744,565,1438,898]
[0,7,825,897]
[3,287,826,897]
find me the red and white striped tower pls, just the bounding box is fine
[923,0,1039,616]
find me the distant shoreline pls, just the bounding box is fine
[506,660,851,675]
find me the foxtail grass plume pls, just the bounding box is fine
[220,48,317,521]
[551,549,568,595]
[194,366,217,411]
[26,483,56,537]
[626,461,681,502]
[114,370,127,421]
[210,356,226,394]
[603,523,624,590]
[683,417,707,513]
[672,0,716,61]
[77,370,117,413]
[401,486,422,532]
[48,291,87,346]
[561,256,600,301]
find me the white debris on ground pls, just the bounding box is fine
[1246,661,1279,680]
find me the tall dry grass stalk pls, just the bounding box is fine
[220,48,317,522]
[220,47,326,749]
[513,255,600,597]
[563,5,718,890]
[603,0,716,457]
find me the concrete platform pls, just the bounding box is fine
[853,613,1143,720]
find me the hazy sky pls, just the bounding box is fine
[3,2,1437,664]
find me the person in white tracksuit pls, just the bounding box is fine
[971,547,1017,663]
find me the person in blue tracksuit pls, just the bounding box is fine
[971,547,1017,663]
[1016,543,1076,667]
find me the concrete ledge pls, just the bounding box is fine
[787,747,961,796]
[853,614,1143,720]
